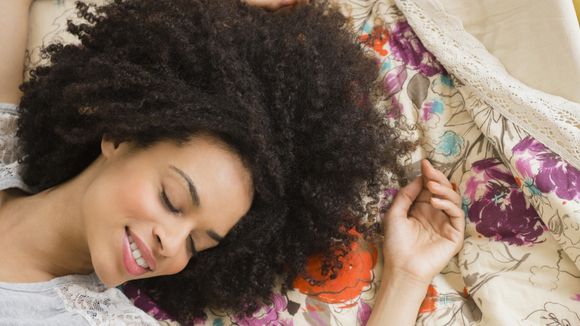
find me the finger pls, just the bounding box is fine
[421,159,452,188]
[243,0,296,10]
[431,197,463,219]
[386,176,423,219]
[431,197,465,232]
[443,223,465,253]
[427,181,461,206]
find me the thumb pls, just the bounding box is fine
[386,176,423,219]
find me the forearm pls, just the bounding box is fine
[366,271,429,326]
[0,0,33,104]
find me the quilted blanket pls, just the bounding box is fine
[27,0,580,325]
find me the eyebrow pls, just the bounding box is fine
[169,165,200,207]
[169,165,225,244]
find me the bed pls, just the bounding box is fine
[27,0,580,325]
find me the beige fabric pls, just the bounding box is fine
[29,0,580,103]
[23,1,580,325]
[438,0,580,104]
[26,0,109,80]
[395,0,580,169]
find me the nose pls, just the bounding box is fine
[152,221,192,259]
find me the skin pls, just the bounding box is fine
[0,135,254,286]
[0,1,464,324]
[367,160,465,326]
[243,0,307,10]
[0,0,31,104]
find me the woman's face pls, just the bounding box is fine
[82,134,254,287]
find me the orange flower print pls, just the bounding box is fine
[418,284,439,314]
[293,234,377,306]
[514,176,523,188]
[358,17,390,57]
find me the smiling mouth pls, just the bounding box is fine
[123,226,154,274]
[127,233,150,270]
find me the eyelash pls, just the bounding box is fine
[160,188,181,214]
[160,187,196,255]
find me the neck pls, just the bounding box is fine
[0,158,103,282]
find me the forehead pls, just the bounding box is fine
[178,135,251,186]
[144,134,250,179]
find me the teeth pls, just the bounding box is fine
[128,235,149,269]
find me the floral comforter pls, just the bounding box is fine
[28,0,580,325]
[159,1,576,324]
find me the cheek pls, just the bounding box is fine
[161,254,191,276]
[122,184,158,221]
[108,172,159,223]
[83,173,152,238]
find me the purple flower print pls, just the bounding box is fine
[384,64,407,97]
[513,136,579,201]
[123,283,174,322]
[386,96,403,119]
[232,294,293,326]
[466,158,545,246]
[357,300,372,326]
[380,187,399,211]
[389,20,446,77]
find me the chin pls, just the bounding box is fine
[101,278,121,288]
[94,270,122,288]
[91,256,125,288]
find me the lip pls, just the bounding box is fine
[122,229,147,276]
[126,227,157,272]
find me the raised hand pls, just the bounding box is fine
[382,159,465,285]
[242,0,307,10]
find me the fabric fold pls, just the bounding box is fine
[394,0,580,169]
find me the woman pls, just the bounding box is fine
[0,0,464,325]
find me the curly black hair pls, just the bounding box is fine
[17,0,413,322]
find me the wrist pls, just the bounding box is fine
[382,265,433,289]
[366,267,430,326]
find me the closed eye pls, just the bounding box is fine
[160,186,197,255]
[160,187,181,214]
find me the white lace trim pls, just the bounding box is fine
[0,104,159,324]
[0,107,31,193]
[393,0,580,168]
[55,279,160,326]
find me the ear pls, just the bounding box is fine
[100,136,123,160]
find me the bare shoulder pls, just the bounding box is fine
[0,1,33,104]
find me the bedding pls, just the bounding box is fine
[437,0,580,104]
[25,0,580,325]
